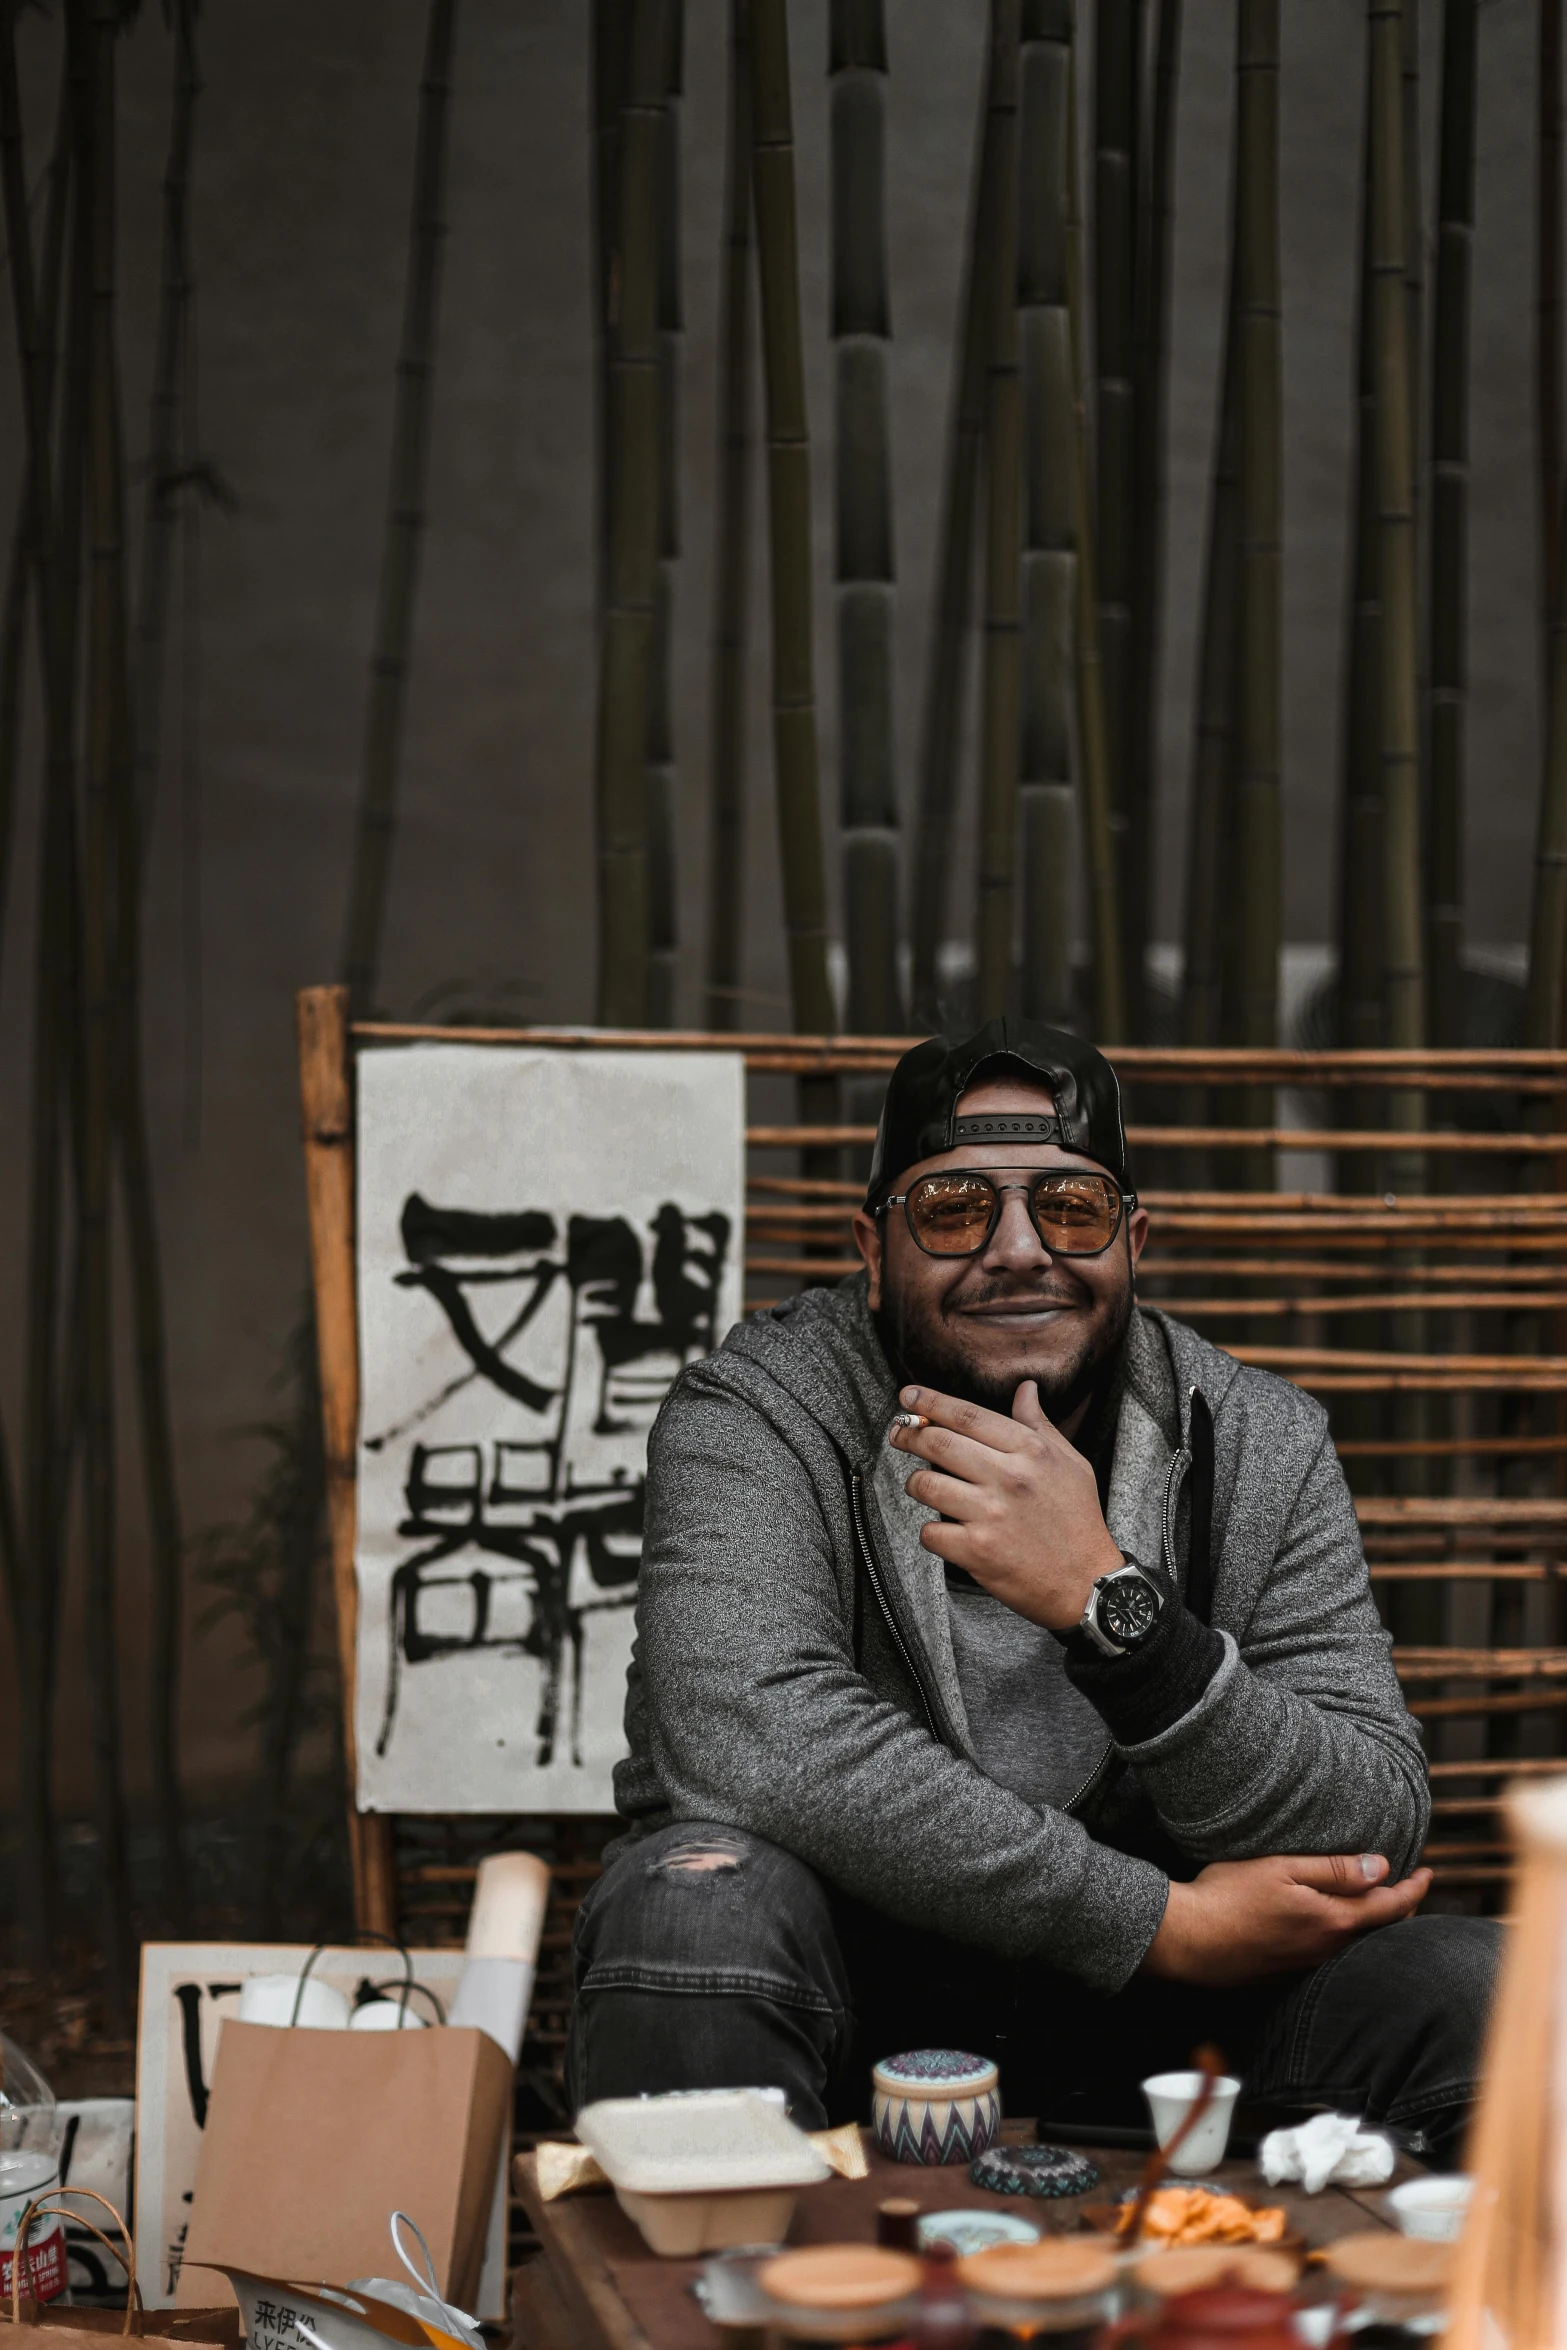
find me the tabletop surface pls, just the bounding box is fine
[512,2122,1421,2350]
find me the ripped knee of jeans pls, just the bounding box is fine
[651,1833,747,1880]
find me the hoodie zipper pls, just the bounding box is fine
[849,1469,941,1740]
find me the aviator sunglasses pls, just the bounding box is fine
[875,1166,1137,1259]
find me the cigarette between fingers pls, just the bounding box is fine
[892,1411,929,1432]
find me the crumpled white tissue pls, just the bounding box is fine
[1259,2110,1396,2194]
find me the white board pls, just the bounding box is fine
[353,1044,746,1812]
[133,1945,509,2318]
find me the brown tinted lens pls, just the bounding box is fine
[907,1174,998,1255]
[1031,1174,1120,1253]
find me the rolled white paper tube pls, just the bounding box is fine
[464,1852,550,1963]
[347,1999,428,2031]
[447,1955,534,2064]
[236,1974,351,2030]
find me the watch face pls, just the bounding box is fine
[1099,1573,1160,1646]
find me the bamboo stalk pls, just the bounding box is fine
[1064,52,1125,1040]
[596,0,668,1026]
[832,0,901,1036]
[592,0,631,610]
[1181,214,1240,1065]
[341,0,458,1018]
[0,47,69,1022]
[910,49,997,1027]
[705,0,752,1031]
[80,0,135,2021]
[1527,478,1567,1045]
[1234,0,1281,1184]
[1094,0,1138,1028]
[1369,1,1425,1083]
[130,0,197,838]
[1127,0,1181,1041]
[1018,0,1075,1026]
[3,8,80,1973]
[1337,84,1383,1061]
[1541,0,1564,657]
[975,0,1023,1020]
[1425,0,1476,1049]
[646,0,682,1027]
[751,0,836,1040]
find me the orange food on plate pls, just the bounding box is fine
[1120,2186,1289,2247]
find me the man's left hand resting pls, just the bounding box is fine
[890,1379,1124,1632]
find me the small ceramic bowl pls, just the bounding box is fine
[871,2048,1001,2166]
[1387,2174,1474,2242]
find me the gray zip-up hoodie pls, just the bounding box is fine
[613,1276,1429,1993]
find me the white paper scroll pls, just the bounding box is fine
[353,1044,746,1813]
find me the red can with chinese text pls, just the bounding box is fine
[0,2155,66,2304]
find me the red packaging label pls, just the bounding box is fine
[0,2219,67,2303]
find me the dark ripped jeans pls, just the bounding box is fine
[566,1822,1499,2170]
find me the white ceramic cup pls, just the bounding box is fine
[347,1998,427,2032]
[1387,2174,1474,2242]
[236,1973,351,2030]
[1140,2070,1243,2175]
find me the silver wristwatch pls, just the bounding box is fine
[1078,1558,1166,1658]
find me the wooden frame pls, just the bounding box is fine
[297,987,1567,1933]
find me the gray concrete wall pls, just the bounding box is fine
[0,0,1543,1806]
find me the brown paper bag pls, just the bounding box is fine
[2,2194,237,2350]
[176,2024,512,2313]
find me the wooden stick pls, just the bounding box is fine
[296,985,397,1939]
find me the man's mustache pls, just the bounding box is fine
[945,1275,1090,1312]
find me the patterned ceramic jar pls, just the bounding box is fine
[871,2048,1001,2166]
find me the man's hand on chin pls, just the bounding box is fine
[1141,1853,1434,1987]
[888,1378,1122,1632]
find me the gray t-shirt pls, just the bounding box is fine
[944,1569,1110,1813]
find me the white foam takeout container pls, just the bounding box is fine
[573,2089,832,2257]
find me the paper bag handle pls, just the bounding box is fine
[291,1932,419,2027]
[9,2191,140,2336]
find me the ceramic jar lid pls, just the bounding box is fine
[758,2245,923,2311]
[1322,2232,1451,2297]
[871,2047,999,2098]
[955,2239,1118,2304]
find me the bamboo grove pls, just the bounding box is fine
[5,0,1567,1982]
[578,0,1567,1070]
[0,0,202,2009]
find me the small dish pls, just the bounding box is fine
[1387,2172,1474,2242]
[917,2208,1040,2257]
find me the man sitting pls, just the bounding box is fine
[567,1019,1496,2164]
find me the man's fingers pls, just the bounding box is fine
[898,1384,1028,1451]
[905,1467,987,1521]
[1012,1380,1049,1432]
[1316,1871,1431,1938]
[890,1418,1013,1482]
[1284,1852,1389,1898]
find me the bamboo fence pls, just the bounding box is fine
[303,1005,1567,2022]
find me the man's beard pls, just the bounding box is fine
[874,1267,1134,1424]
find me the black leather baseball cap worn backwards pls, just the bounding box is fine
[864,1017,1131,1209]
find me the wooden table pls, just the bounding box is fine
[510,2124,1420,2350]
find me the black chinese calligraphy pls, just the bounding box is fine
[367,1195,732,1768]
